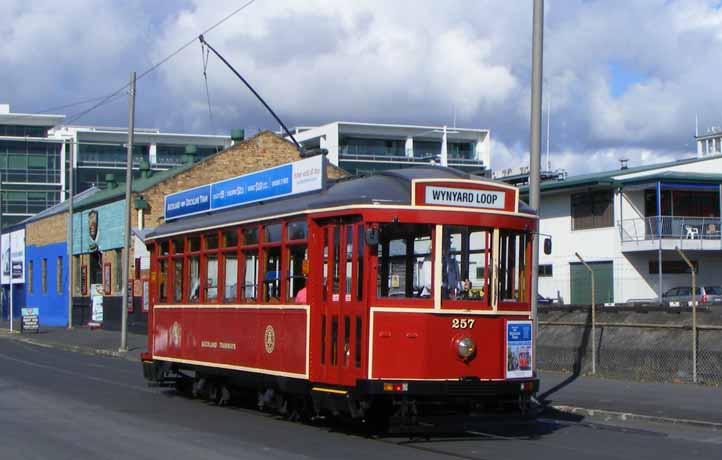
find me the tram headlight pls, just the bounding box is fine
[456,337,476,360]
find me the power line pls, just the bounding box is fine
[64,0,258,125]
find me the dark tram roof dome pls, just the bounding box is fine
[147,166,535,240]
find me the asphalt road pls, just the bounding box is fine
[1,339,721,460]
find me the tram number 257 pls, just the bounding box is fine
[451,318,475,329]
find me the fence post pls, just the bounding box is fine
[675,246,697,384]
[575,252,595,375]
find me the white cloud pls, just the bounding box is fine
[2,0,722,176]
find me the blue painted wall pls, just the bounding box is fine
[25,242,68,327]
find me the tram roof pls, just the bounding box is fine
[147,166,535,240]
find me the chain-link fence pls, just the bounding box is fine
[537,308,722,385]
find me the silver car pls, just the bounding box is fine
[662,286,722,307]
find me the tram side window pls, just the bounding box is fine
[442,226,488,301]
[159,259,168,302]
[497,231,529,303]
[205,255,219,302]
[188,256,200,303]
[377,224,434,298]
[242,249,258,301]
[224,253,238,303]
[287,245,307,303]
[263,246,282,302]
[173,258,184,303]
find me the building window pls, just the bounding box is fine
[73,255,80,295]
[539,264,553,277]
[114,249,122,293]
[571,190,613,230]
[41,258,47,294]
[649,261,698,274]
[57,256,63,293]
[28,261,33,294]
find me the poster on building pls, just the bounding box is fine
[506,320,533,379]
[72,200,126,254]
[91,284,104,322]
[1,229,25,285]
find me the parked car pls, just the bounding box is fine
[537,294,553,305]
[662,286,722,306]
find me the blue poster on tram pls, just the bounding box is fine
[506,320,533,379]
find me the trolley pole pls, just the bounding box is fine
[529,0,544,371]
[120,71,136,352]
[575,252,596,375]
[67,142,74,329]
[676,246,697,383]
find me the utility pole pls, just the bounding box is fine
[676,246,697,383]
[0,176,4,331]
[120,71,136,352]
[9,230,12,333]
[67,141,74,329]
[575,252,596,375]
[529,0,544,371]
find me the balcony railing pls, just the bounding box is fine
[619,216,722,242]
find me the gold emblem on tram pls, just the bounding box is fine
[264,325,276,354]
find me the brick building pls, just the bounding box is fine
[68,131,344,330]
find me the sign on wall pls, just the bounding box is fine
[505,320,533,379]
[164,155,325,220]
[73,200,126,254]
[1,229,25,285]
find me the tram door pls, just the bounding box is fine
[318,219,366,387]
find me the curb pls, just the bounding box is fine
[0,332,140,362]
[550,404,722,431]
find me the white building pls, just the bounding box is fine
[697,127,722,157]
[289,121,491,175]
[527,155,722,305]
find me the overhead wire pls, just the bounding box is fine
[63,0,258,125]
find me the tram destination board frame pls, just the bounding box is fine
[164,155,325,221]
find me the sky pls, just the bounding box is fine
[2,0,722,176]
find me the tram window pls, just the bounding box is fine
[377,223,433,298]
[331,316,338,366]
[345,226,353,296]
[264,224,282,243]
[160,241,169,256]
[287,220,307,241]
[322,230,328,301]
[205,255,219,302]
[204,233,219,251]
[343,316,351,367]
[242,227,258,245]
[223,230,238,248]
[242,250,258,301]
[189,236,201,252]
[354,316,362,368]
[287,245,307,303]
[497,231,528,303]
[224,253,238,303]
[263,246,282,303]
[172,258,184,303]
[357,225,364,301]
[172,238,184,254]
[320,315,326,365]
[333,227,340,295]
[159,260,168,302]
[188,256,200,303]
[442,226,488,301]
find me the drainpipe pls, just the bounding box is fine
[657,181,662,303]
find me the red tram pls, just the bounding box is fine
[142,166,538,422]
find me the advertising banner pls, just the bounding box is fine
[21,307,39,333]
[91,284,104,322]
[1,229,25,285]
[506,320,533,379]
[164,155,324,220]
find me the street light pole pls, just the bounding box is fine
[529,0,544,372]
[676,246,697,383]
[67,141,74,329]
[120,72,136,352]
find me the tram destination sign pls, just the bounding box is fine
[164,155,324,220]
[424,186,506,209]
